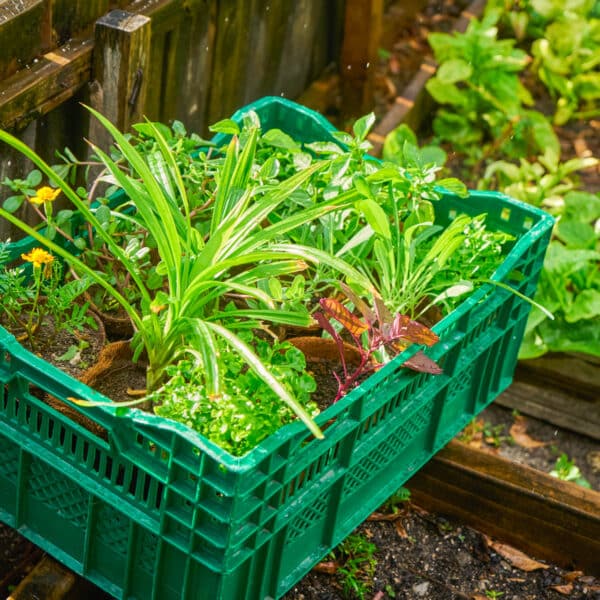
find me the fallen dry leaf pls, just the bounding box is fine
[368,511,405,522]
[395,520,409,539]
[550,584,574,595]
[311,561,338,575]
[471,594,488,600]
[490,541,549,571]
[563,570,584,582]
[586,450,600,473]
[509,415,549,449]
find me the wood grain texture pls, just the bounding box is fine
[0,38,93,131]
[408,440,600,575]
[496,374,600,440]
[207,0,253,125]
[0,0,47,80]
[89,10,150,154]
[340,0,384,119]
[142,0,214,131]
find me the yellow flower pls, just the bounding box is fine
[21,248,54,269]
[29,186,61,205]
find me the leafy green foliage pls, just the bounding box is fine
[1,103,523,452]
[480,150,598,210]
[150,335,316,456]
[426,13,545,161]
[550,452,592,488]
[532,14,600,124]
[0,242,95,351]
[383,124,448,169]
[521,191,600,358]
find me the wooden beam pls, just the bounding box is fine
[0,39,93,131]
[495,377,600,442]
[91,9,151,136]
[0,0,48,80]
[6,554,104,600]
[339,0,383,121]
[408,440,600,575]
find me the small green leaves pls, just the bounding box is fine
[352,112,376,142]
[2,195,24,213]
[437,58,473,83]
[209,118,240,135]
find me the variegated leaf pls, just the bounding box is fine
[320,298,368,336]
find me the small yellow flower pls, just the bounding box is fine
[29,186,61,205]
[21,248,54,269]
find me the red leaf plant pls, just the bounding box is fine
[315,283,442,402]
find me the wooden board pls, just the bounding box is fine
[496,369,600,440]
[0,38,93,132]
[0,0,48,80]
[408,440,600,575]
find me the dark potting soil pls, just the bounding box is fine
[1,313,106,380]
[479,403,600,491]
[283,500,600,599]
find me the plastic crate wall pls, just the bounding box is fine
[0,97,554,599]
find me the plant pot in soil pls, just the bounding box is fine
[83,288,134,340]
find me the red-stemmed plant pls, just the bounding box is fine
[314,284,442,402]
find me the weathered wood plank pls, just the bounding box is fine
[517,353,600,399]
[167,0,215,132]
[6,554,104,600]
[241,0,287,104]
[207,0,253,125]
[495,378,600,441]
[340,0,384,120]
[273,0,336,101]
[141,0,213,130]
[51,0,111,43]
[408,440,600,575]
[0,38,93,132]
[89,10,151,151]
[0,0,48,80]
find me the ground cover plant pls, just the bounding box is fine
[1,106,518,457]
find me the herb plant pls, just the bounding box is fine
[0,110,362,440]
[148,334,317,456]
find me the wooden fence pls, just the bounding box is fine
[0,0,346,237]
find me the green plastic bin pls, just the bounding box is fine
[0,97,554,599]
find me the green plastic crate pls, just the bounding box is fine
[0,97,554,599]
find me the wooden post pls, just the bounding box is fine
[90,9,151,147]
[340,0,383,122]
